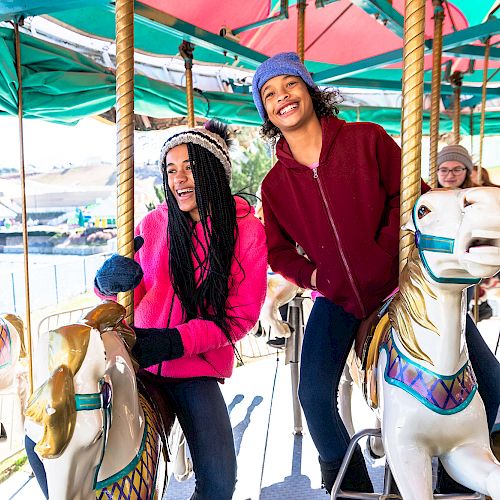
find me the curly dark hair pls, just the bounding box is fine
[260,85,342,143]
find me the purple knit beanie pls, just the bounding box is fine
[252,52,318,121]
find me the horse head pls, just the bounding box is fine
[406,187,500,285]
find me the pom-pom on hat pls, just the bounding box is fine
[437,144,473,173]
[160,119,232,182]
[252,52,318,121]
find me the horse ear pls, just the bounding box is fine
[25,365,76,459]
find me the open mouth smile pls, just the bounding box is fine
[277,103,298,116]
[176,188,194,199]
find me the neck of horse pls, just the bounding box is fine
[98,331,144,480]
[414,282,468,375]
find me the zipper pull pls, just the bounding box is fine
[313,167,318,179]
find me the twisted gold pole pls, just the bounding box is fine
[399,0,426,275]
[297,0,306,62]
[180,41,195,128]
[428,0,444,188]
[478,38,490,186]
[450,71,463,144]
[14,22,34,395]
[115,0,135,324]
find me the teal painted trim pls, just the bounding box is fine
[316,0,340,7]
[75,393,102,411]
[95,420,148,490]
[444,45,500,61]
[233,13,288,34]
[314,19,500,83]
[233,1,289,35]
[128,3,267,69]
[419,250,481,285]
[380,339,477,415]
[330,77,500,98]
[349,0,404,37]
[418,234,455,254]
[0,0,107,22]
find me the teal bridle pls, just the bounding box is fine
[412,201,480,285]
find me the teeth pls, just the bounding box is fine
[279,104,297,115]
[177,189,193,195]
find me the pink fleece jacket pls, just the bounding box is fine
[131,196,267,379]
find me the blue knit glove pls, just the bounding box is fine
[94,236,144,296]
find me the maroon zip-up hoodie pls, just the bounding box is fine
[262,116,428,319]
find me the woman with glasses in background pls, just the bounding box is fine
[436,144,475,189]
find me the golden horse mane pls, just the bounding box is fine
[25,301,134,458]
[1,314,27,358]
[388,245,439,365]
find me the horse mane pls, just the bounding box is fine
[388,244,439,365]
[26,325,91,458]
[1,314,26,358]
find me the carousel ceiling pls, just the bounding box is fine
[0,0,499,134]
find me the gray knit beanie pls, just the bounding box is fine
[437,145,473,173]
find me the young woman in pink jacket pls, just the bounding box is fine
[25,120,267,500]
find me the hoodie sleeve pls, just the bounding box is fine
[375,126,430,257]
[262,183,316,289]
[175,217,267,357]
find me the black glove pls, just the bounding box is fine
[131,326,184,368]
[94,236,144,296]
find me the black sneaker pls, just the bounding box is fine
[267,337,286,349]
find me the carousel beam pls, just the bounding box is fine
[349,0,404,38]
[332,77,500,98]
[0,0,108,22]
[130,2,267,69]
[314,18,500,83]
[443,44,500,61]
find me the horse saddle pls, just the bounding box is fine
[136,369,177,461]
[351,296,394,409]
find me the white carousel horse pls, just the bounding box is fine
[348,187,500,499]
[24,301,191,500]
[250,270,299,339]
[0,313,28,441]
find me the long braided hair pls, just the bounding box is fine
[161,124,237,344]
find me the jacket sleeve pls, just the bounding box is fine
[175,219,267,357]
[375,126,430,257]
[262,184,316,289]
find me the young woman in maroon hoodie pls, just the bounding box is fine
[252,52,500,494]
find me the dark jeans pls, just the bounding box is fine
[298,297,500,464]
[26,377,236,500]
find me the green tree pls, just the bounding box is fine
[145,184,165,211]
[231,128,273,197]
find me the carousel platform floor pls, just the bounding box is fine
[1,316,499,500]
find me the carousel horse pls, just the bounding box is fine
[24,301,192,500]
[348,187,500,499]
[250,270,299,340]
[0,313,28,441]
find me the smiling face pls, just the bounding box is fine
[165,143,200,221]
[260,75,316,134]
[437,160,468,189]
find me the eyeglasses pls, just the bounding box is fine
[437,167,467,176]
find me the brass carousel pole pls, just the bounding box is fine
[450,71,463,144]
[478,37,491,186]
[179,41,195,128]
[428,0,444,188]
[297,0,306,62]
[13,21,34,395]
[474,37,491,324]
[115,0,135,324]
[399,0,427,274]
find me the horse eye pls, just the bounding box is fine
[417,205,431,219]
